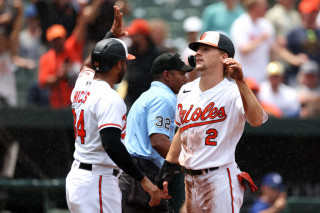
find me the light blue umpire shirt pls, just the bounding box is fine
[125,81,177,168]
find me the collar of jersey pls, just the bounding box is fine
[197,78,229,95]
[151,81,174,95]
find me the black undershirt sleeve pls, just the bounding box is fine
[100,127,144,181]
[104,31,115,39]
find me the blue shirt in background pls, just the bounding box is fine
[249,198,271,213]
[125,81,176,168]
[202,1,244,36]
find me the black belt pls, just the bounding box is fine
[183,167,219,176]
[79,162,120,177]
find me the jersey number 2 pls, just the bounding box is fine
[205,129,218,146]
[72,108,86,144]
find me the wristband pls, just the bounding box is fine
[104,31,115,39]
[155,160,177,189]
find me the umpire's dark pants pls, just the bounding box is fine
[119,157,170,213]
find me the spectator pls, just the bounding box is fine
[17,4,42,68]
[249,172,287,213]
[265,0,302,46]
[149,18,174,53]
[121,19,165,111]
[0,27,17,107]
[0,0,23,107]
[295,60,320,118]
[296,60,320,96]
[230,0,275,83]
[299,95,320,118]
[258,61,300,118]
[37,4,95,109]
[22,4,48,108]
[0,0,15,33]
[14,4,43,107]
[202,0,244,36]
[181,16,202,82]
[82,0,117,57]
[265,0,309,85]
[286,0,320,86]
[246,77,283,118]
[32,0,78,44]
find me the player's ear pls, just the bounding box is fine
[219,53,228,63]
[162,70,170,81]
[114,60,123,70]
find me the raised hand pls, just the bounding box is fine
[224,58,244,81]
[110,6,127,38]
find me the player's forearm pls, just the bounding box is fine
[236,79,264,127]
[238,35,267,54]
[100,128,144,181]
[150,134,171,159]
[165,128,181,164]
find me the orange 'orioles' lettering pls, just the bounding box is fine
[178,102,227,133]
[72,91,91,104]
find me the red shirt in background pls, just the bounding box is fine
[38,34,84,109]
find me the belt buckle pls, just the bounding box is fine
[184,168,192,176]
[112,169,120,178]
[202,168,209,175]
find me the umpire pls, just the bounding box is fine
[119,53,192,213]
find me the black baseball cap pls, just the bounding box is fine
[151,53,193,74]
[189,31,235,58]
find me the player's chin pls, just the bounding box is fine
[196,64,205,71]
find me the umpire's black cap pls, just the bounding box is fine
[151,53,193,74]
[189,31,235,58]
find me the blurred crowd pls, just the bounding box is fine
[0,0,320,119]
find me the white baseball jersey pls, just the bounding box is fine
[70,68,127,167]
[175,78,267,170]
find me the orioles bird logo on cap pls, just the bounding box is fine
[200,32,208,40]
[94,61,99,67]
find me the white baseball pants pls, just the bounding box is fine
[184,162,244,213]
[66,160,122,213]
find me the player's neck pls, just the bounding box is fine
[199,70,224,92]
[94,74,115,88]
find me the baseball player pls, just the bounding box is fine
[65,6,161,213]
[119,53,192,213]
[156,31,268,213]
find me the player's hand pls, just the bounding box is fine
[159,181,172,199]
[13,0,23,13]
[273,192,287,211]
[140,176,161,207]
[223,58,243,81]
[110,6,128,38]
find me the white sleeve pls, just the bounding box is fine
[96,94,126,131]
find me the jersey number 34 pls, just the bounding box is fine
[72,108,86,144]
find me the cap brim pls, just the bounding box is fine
[189,41,218,51]
[127,54,136,60]
[177,64,193,72]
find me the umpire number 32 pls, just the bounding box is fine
[155,116,170,130]
[72,108,86,144]
[205,129,218,146]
